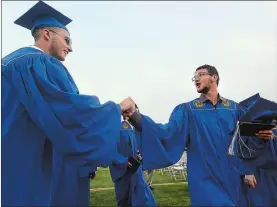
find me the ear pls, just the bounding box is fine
[43,29,51,41]
[212,75,218,83]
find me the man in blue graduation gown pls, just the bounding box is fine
[1,1,132,206]
[121,65,274,206]
[235,94,277,206]
[109,120,156,207]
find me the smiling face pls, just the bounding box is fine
[47,28,72,61]
[193,68,219,94]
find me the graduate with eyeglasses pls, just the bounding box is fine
[2,1,133,206]
[121,65,274,206]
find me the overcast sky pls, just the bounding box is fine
[2,1,277,123]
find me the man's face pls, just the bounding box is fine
[193,68,215,93]
[48,28,72,61]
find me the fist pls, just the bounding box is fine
[244,174,257,188]
[137,150,142,161]
[255,130,274,141]
[89,172,96,180]
[120,97,136,117]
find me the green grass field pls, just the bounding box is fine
[90,168,190,206]
[90,168,185,188]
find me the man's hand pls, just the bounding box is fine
[255,129,274,141]
[127,161,132,168]
[137,150,142,161]
[89,172,96,180]
[120,97,136,117]
[244,174,257,188]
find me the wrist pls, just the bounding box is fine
[129,111,142,132]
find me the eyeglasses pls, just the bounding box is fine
[48,29,72,46]
[191,72,211,82]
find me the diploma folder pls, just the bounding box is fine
[127,156,141,173]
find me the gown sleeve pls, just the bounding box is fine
[138,103,190,169]
[235,106,271,161]
[235,105,274,170]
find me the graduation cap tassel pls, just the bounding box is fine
[228,121,240,155]
[271,127,277,140]
[228,121,256,157]
[238,133,256,158]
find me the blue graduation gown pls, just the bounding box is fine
[109,121,156,207]
[50,151,97,206]
[137,98,250,206]
[238,129,277,206]
[1,47,122,206]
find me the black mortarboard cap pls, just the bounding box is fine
[239,93,261,109]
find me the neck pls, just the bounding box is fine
[34,41,50,55]
[202,87,219,105]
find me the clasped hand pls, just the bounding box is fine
[256,128,276,140]
[120,97,137,118]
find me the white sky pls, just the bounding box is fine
[2,1,277,123]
